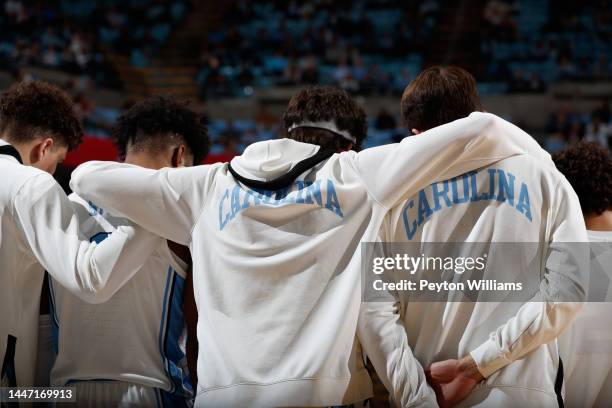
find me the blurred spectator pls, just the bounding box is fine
[593,99,611,124]
[374,109,397,130]
[300,55,320,85]
[220,133,240,156]
[255,106,278,130]
[585,114,612,149]
[483,0,517,41]
[527,73,546,93]
[546,105,575,136]
[558,55,576,80]
[220,120,240,143]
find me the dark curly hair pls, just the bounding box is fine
[401,66,482,132]
[553,142,612,215]
[282,86,367,151]
[113,96,209,164]
[0,81,83,150]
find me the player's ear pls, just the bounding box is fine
[171,143,187,168]
[339,143,353,152]
[30,137,54,164]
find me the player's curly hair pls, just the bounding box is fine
[553,142,612,215]
[113,96,210,164]
[0,81,83,150]
[283,86,367,151]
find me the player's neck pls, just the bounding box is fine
[585,210,612,232]
[124,152,170,170]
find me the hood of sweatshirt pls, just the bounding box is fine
[228,138,324,182]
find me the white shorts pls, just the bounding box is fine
[57,381,192,408]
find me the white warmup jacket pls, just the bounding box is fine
[559,230,612,408]
[69,112,544,407]
[50,194,192,401]
[375,117,588,407]
[0,139,161,387]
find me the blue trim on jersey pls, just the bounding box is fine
[90,231,111,244]
[159,267,173,390]
[155,387,191,408]
[158,267,193,398]
[47,273,60,354]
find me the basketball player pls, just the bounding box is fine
[0,81,161,387]
[69,86,543,407]
[47,96,208,406]
[371,66,587,407]
[554,142,612,408]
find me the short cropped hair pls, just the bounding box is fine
[0,81,83,150]
[113,96,210,164]
[553,142,612,215]
[401,66,482,132]
[283,86,367,151]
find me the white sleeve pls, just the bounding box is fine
[354,112,543,209]
[70,161,215,245]
[12,173,163,304]
[469,179,588,377]
[358,302,439,408]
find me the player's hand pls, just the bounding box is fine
[425,356,484,408]
[393,301,402,315]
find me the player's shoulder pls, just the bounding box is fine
[165,162,226,191]
[8,164,59,202]
[494,151,561,179]
[4,160,52,185]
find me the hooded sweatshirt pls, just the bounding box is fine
[0,139,161,387]
[375,116,588,407]
[69,112,544,407]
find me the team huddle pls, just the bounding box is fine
[0,66,611,408]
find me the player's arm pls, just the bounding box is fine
[353,112,544,209]
[359,222,438,407]
[70,162,216,245]
[48,195,149,301]
[358,302,438,407]
[468,179,588,378]
[12,173,163,304]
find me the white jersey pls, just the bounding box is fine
[49,194,193,401]
[559,230,612,408]
[377,129,588,406]
[69,112,547,407]
[0,139,160,387]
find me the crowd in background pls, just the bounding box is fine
[481,0,612,93]
[197,0,431,97]
[545,100,612,152]
[198,0,612,97]
[0,0,188,88]
[2,0,611,97]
